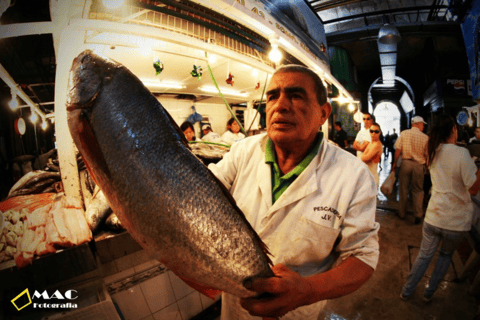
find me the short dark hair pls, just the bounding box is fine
[334,121,342,127]
[370,122,381,131]
[180,121,194,132]
[363,112,373,120]
[272,64,327,106]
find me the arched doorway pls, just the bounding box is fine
[373,101,401,136]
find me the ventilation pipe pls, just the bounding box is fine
[377,20,401,87]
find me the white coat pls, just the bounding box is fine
[208,133,380,320]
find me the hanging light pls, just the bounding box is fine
[268,35,282,64]
[30,110,38,124]
[378,23,401,45]
[41,121,48,130]
[208,54,217,64]
[9,89,18,110]
[348,103,355,112]
[102,0,125,10]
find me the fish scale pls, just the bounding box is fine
[66,50,273,298]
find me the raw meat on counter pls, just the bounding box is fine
[0,193,92,268]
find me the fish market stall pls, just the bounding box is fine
[0,0,359,319]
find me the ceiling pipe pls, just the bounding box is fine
[377,21,401,87]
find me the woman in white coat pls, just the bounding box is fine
[401,114,480,302]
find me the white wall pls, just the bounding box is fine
[158,98,234,139]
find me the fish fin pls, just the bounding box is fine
[176,274,222,300]
[70,110,110,186]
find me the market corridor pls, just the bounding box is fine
[317,154,479,320]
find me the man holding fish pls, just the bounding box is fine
[67,51,379,320]
[209,65,380,319]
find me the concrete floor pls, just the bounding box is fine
[318,154,480,320]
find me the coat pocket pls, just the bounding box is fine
[284,216,340,268]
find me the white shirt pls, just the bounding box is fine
[209,133,379,320]
[425,144,477,231]
[221,130,245,146]
[355,128,372,158]
[202,131,221,143]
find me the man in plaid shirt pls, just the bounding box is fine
[392,116,428,224]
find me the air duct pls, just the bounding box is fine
[377,23,401,87]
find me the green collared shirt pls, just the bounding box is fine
[265,133,323,204]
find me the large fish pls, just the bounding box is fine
[66,50,273,298]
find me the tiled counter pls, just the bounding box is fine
[101,247,220,320]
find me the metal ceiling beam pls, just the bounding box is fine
[322,5,448,24]
[326,21,461,45]
[310,0,365,12]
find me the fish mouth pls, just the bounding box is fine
[66,51,104,112]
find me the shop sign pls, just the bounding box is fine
[446,79,466,95]
[11,288,79,311]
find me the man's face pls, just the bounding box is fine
[266,72,331,148]
[363,114,373,129]
[475,128,480,139]
[334,124,341,131]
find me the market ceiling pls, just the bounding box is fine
[0,0,472,117]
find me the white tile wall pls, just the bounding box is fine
[106,249,219,320]
[140,272,176,314]
[168,271,195,300]
[152,303,182,320]
[177,291,203,320]
[112,285,151,320]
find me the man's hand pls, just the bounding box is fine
[240,264,313,318]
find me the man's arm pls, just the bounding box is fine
[240,257,374,318]
[392,148,401,170]
[361,143,382,163]
[352,140,369,152]
[469,168,480,195]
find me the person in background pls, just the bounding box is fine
[456,125,469,145]
[221,118,245,146]
[333,121,348,149]
[353,112,374,158]
[201,124,221,143]
[361,123,383,186]
[469,127,480,144]
[400,114,480,303]
[384,131,391,157]
[180,121,196,142]
[209,64,379,319]
[388,128,398,164]
[393,116,428,224]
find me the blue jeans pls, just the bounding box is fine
[402,222,467,297]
